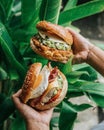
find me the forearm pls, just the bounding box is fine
[26,121,49,130]
[86,45,104,76]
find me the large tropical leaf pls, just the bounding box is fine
[59,101,77,130]
[80,82,104,96]
[0,22,27,78]
[0,98,15,124]
[63,0,78,11]
[0,0,14,21]
[11,112,25,130]
[39,0,62,24]
[59,0,104,25]
[90,94,104,108]
[0,66,8,80]
[21,0,42,27]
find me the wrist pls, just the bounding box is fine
[26,119,49,130]
[86,44,104,76]
[86,43,95,63]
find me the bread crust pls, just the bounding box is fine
[28,70,68,110]
[20,63,42,103]
[36,21,73,45]
[30,38,73,63]
[20,63,68,110]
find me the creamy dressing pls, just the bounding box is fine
[41,75,63,104]
[37,32,71,50]
[31,65,50,98]
[39,32,66,44]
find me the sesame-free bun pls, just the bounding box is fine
[36,21,73,45]
[30,21,73,63]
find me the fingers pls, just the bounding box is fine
[72,54,84,64]
[12,89,23,110]
[13,89,22,97]
[72,51,89,64]
[66,27,80,35]
[66,27,82,39]
[66,27,92,45]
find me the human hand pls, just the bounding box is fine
[67,28,94,64]
[12,89,53,130]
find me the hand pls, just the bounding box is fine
[67,28,93,64]
[12,89,53,130]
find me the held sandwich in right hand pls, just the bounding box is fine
[20,62,68,110]
[30,21,73,63]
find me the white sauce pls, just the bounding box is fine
[31,65,50,98]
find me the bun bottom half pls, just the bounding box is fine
[30,38,73,63]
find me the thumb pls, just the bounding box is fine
[72,54,85,64]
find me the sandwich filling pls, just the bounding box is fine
[29,65,64,106]
[34,32,71,51]
[40,67,63,105]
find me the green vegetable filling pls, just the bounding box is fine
[35,33,71,50]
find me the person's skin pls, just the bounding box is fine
[12,28,104,130]
[12,89,53,130]
[67,28,104,76]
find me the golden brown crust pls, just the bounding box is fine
[20,63,42,103]
[30,38,73,63]
[28,70,68,110]
[36,21,73,45]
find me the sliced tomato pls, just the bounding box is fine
[47,89,62,104]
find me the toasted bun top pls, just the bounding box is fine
[36,21,73,45]
[20,63,42,103]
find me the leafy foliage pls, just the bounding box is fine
[0,0,104,130]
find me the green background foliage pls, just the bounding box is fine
[0,0,104,130]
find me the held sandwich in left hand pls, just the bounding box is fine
[20,62,68,110]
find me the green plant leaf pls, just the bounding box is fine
[4,0,14,20]
[11,112,25,130]
[39,0,62,24]
[67,70,89,84]
[73,63,98,81]
[0,66,8,80]
[80,82,104,96]
[7,66,19,80]
[0,1,5,22]
[72,63,89,71]
[0,22,27,78]
[0,98,15,124]
[90,94,104,108]
[61,57,73,75]
[0,0,14,21]
[21,0,42,27]
[12,1,21,13]
[59,0,104,25]
[59,101,77,130]
[65,101,92,112]
[51,116,59,128]
[0,94,6,105]
[64,0,78,11]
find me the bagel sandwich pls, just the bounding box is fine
[30,21,73,63]
[20,62,68,110]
